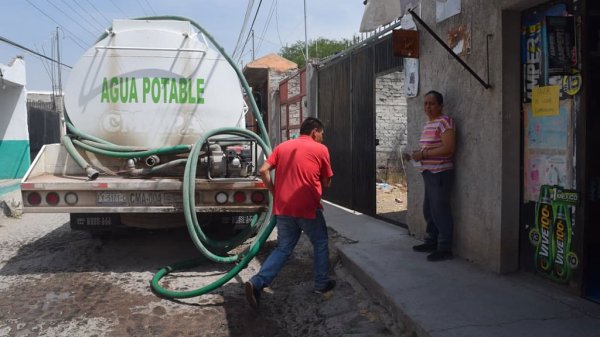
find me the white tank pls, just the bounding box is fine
[64,19,246,148]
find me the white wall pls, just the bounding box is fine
[0,57,28,141]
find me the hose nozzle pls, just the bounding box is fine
[86,167,100,180]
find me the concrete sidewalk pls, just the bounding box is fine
[323,202,600,337]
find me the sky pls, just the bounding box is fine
[0,0,366,91]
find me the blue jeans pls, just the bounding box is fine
[250,209,330,290]
[422,170,454,251]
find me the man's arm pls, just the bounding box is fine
[259,161,275,195]
[321,176,332,189]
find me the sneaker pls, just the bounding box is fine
[245,281,261,311]
[412,242,437,252]
[427,250,453,262]
[313,280,336,294]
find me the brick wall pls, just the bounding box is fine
[375,71,407,182]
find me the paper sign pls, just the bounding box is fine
[532,86,560,117]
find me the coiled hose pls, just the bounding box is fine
[62,16,276,299]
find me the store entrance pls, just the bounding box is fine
[583,0,600,303]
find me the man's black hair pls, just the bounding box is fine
[425,90,444,105]
[300,117,324,135]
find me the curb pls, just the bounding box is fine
[336,244,430,337]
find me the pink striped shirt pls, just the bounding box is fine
[419,115,455,173]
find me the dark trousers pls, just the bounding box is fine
[422,169,454,251]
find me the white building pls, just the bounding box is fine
[0,56,29,179]
[0,56,28,217]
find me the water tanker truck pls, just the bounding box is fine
[20,18,273,238]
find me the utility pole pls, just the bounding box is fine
[56,27,62,97]
[304,0,308,63]
[251,29,255,60]
[56,27,66,137]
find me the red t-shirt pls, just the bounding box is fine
[267,135,334,219]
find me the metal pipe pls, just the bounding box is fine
[95,46,206,52]
[304,0,309,62]
[408,9,491,89]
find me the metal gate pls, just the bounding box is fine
[317,34,402,215]
[279,69,307,141]
[26,101,61,161]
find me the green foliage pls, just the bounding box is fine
[279,37,353,68]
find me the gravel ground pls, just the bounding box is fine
[376,183,407,224]
[0,213,400,337]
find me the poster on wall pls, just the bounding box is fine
[545,16,576,76]
[532,85,560,117]
[526,100,570,151]
[547,72,582,100]
[447,25,470,57]
[525,154,568,201]
[521,4,567,103]
[404,58,419,97]
[521,11,543,103]
[523,100,574,202]
[529,185,579,282]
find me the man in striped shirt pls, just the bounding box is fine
[403,90,456,262]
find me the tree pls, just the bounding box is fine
[280,37,353,68]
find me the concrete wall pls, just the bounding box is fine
[406,0,546,272]
[375,71,407,182]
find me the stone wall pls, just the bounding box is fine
[375,71,407,183]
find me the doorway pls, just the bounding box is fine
[583,0,600,303]
[375,70,408,226]
[519,1,582,290]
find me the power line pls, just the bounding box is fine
[237,0,264,62]
[256,0,276,54]
[232,0,255,59]
[84,0,112,25]
[135,0,149,16]
[35,42,53,82]
[274,0,284,49]
[109,0,130,18]
[24,0,88,49]
[71,0,107,30]
[62,0,105,32]
[143,0,157,15]
[0,35,72,69]
[46,0,98,39]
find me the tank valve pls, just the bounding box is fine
[145,155,160,167]
[127,158,138,169]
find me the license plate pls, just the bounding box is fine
[96,191,184,206]
[128,191,164,206]
[223,215,254,225]
[96,192,127,205]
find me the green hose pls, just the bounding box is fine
[182,128,272,261]
[71,138,190,158]
[62,16,277,299]
[150,127,275,299]
[151,216,277,298]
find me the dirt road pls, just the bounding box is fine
[0,213,399,337]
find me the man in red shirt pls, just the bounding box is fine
[245,117,335,311]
